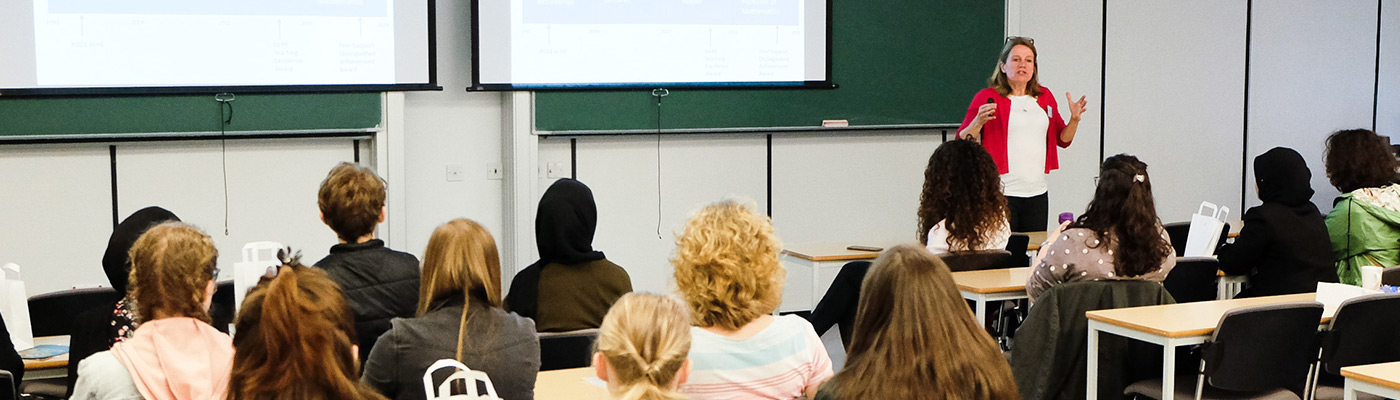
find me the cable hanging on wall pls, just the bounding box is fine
[215,93,235,236]
[653,88,668,240]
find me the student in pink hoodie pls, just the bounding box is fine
[71,222,234,400]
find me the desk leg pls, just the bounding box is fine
[974,299,987,327]
[1161,341,1177,400]
[811,261,822,312]
[1087,324,1099,400]
[1343,379,1356,400]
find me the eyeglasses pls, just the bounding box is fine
[211,266,221,279]
[1006,36,1035,45]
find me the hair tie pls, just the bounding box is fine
[1134,174,1145,183]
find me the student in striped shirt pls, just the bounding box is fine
[671,200,834,400]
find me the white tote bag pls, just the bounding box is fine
[233,242,283,316]
[1184,202,1230,257]
[422,359,501,400]
[0,263,33,350]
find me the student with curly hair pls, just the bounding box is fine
[592,293,692,400]
[672,200,833,400]
[71,222,233,400]
[1322,128,1400,286]
[809,140,1009,344]
[1026,154,1175,302]
[815,244,1018,400]
[228,255,387,400]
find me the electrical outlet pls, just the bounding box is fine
[445,163,465,182]
[545,162,565,178]
[487,163,503,180]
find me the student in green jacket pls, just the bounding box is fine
[1323,128,1400,286]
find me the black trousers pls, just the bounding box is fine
[806,261,871,346]
[1007,193,1049,232]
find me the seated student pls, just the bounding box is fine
[71,222,233,400]
[505,178,632,332]
[314,162,421,364]
[814,244,1018,400]
[672,200,833,400]
[1026,154,1176,302]
[68,206,180,394]
[228,253,387,400]
[1322,128,1400,286]
[1217,147,1338,297]
[592,292,693,400]
[0,311,22,392]
[362,219,539,400]
[809,139,1009,342]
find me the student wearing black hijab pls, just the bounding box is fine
[1216,147,1338,297]
[506,179,632,332]
[66,206,180,396]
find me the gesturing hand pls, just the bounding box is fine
[1065,92,1087,122]
[974,102,997,125]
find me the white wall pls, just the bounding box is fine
[1378,0,1400,141]
[1246,0,1380,211]
[0,145,113,295]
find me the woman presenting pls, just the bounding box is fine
[958,36,1087,232]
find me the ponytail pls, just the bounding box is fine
[596,293,692,400]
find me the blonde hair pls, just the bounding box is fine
[988,37,1042,97]
[671,199,784,330]
[128,222,217,323]
[419,218,502,361]
[596,293,692,400]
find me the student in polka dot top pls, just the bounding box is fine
[1026,154,1176,302]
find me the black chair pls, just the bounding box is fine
[210,280,235,333]
[940,250,1017,272]
[27,287,122,337]
[538,328,599,371]
[1382,266,1400,286]
[1007,233,1031,267]
[1162,257,1221,303]
[1164,222,1232,257]
[0,370,13,400]
[1308,293,1400,400]
[1125,302,1324,400]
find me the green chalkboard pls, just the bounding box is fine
[535,1,1003,133]
[0,93,381,139]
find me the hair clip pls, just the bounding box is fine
[276,247,303,266]
[1134,174,1145,183]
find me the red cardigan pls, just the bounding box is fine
[956,87,1072,174]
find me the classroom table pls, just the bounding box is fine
[535,367,609,400]
[779,232,1046,312]
[1084,293,1331,400]
[952,267,1031,324]
[1341,361,1400,400]
[21,336,69,381]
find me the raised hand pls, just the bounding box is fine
[1065,92,1087,121]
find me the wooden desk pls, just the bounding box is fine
[1342,361,1400,400]
[1084,293,1329,400]
[535,367,609,400]
[21,336,69,381]
[953,267,1030,324]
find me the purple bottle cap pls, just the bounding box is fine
[1058,212,1074,224]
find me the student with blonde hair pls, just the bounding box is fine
[71,222,234,400]
[593,292,693,400]
[362,219,540,400]
[672,200,833,399]
[228,254,387,400]
[814,244,1018,400]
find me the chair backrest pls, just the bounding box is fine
[209,280,235,334]
[1202,302,1323,393]
[27,287,122,337]
[1320,293,1400,376]
[939,250,1016,272]
[0,370,13,400]
[1005,234,1031,268]
[538,328,600,371]
[1161,257,1219,303]
[1163,221,1231,257]
[1383,266,1400,286]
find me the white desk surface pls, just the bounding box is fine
[1085,293,1326,339]
[1342,361,1400,393]
[952,267,1031,294]
[535,367,609,400]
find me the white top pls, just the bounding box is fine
[1001,95,1050,197]
[682,315,834,400]
[70,352,143,400]
[926,219,1012,254]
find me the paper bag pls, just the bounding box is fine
[1185,201,1230,257]
[422,359,500,400]
[233,242,283,316]
[0,263,33,350]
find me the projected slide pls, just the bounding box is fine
[31,0,397,87]
[476,0,828,88]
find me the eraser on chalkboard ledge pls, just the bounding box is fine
[822,119,849,128]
